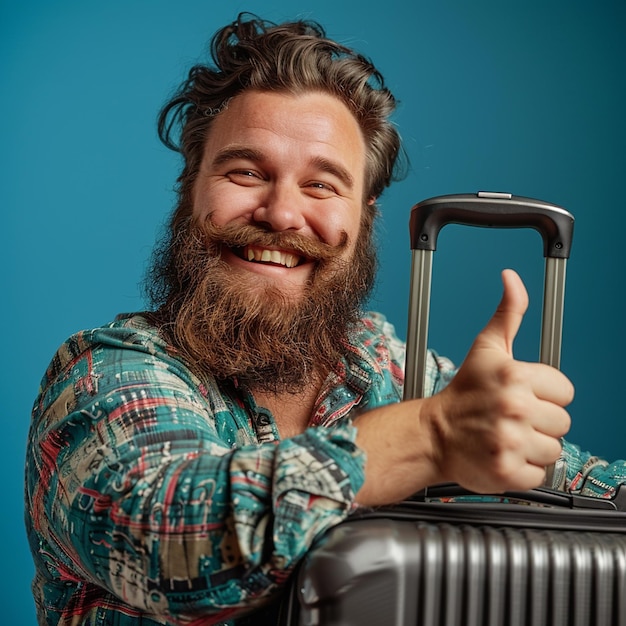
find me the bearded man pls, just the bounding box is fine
[25,13,621,626]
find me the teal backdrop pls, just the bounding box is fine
[3,1,625,622]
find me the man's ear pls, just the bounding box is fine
[367,196,377,206]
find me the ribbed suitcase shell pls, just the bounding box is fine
[293,509,626,626]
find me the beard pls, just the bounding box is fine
[146,213,377,394]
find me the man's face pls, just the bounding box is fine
[156,89,377,390]
[191,89,371,299]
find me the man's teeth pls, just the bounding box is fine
[244,246,300,268]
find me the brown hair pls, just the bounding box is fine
[157,13,404,220]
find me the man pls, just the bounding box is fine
[24,13,626,626]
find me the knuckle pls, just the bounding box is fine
[496,361,526,388]
[492,393,528,422]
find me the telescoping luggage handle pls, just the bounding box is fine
[404,192,574,486]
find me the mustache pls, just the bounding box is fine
[197,215,350,263]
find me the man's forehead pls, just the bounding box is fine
[200,90,367,178]
[204,89,363,144]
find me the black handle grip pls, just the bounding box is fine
[410,192,575,259]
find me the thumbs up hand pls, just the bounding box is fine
[430,269,574,493]
[354,270,574,507]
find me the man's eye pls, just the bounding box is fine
[231,170,257,177]
[227,170,262,184]
[307,181,336,195]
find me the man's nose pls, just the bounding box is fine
[252,183,306,232]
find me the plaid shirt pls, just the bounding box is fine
[25,311,625,625]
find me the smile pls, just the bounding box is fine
[234,245,304,268]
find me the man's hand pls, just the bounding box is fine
[425,269,574,493]
[354,270,574,506]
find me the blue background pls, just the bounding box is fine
[3,0,625,622]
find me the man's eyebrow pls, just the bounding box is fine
[211,147,264,167]
[310,156,354,189]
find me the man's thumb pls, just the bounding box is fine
[481,269,529,355]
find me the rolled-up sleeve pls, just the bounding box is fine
[557,440,626,498]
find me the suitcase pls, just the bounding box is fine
[279,192,626,626]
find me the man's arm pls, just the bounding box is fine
[353,269,574,506]
[26,324,365,624]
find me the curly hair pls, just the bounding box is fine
[157,13,404,219]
